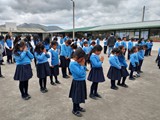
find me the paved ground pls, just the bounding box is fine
[0,49,160,120]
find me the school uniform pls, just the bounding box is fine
[129,53,138,78]
[148,42,153,56]
[60,44,71,77]
[5,39,13,63]
[0,39,5,57]
[88,53,105,83]
[48,48,59,76]
[107,54,121,81]
[14,50,34,98]
[121,40,127,55]
[82,46,91,65]
[137,50,145,72]
[145,42,150,56]
[128,41,133,60]
[69,60,87,104]
[35,52,51,78]
[44,42,50,52]
[157,48,160,68]
[96,38,100,45]
[103,38,108,54]
[114,41,121,48]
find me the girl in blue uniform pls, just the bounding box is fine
[107,48,121,90]
[69,48,87,117]
[137,46,145,73]
[114,38,122,48]
[121,37,127,55]
[48,41,60,85]
[88,45,105,99]
[148,40,153,56]
[5,35,13,64]
[129,46,138,80]
[128,38,134,60]
[35,42,51,93]
[14,41,34,100]
[117,46,129,87]
[43,37,50,52]
[60,40,72,78]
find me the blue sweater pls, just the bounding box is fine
[103,39,107,46]
[114,41,121,48]
[35,52,50,64]
[14,50,34,65]
[90,53,102,68]
[48,48,59,66]
[138,50,144,60]
[118,55,128,67]
[109,55,121,69]
[83,46,91,54]
[128,41,133,50]
[6,39,13,48]
[130,53,139,67]
[69,60,86,81]
[60,44,70,58]
[121,41,127,48]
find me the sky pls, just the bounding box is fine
[0,0,160,29]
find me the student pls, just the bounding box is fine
[90,41,96,50]
[145,40,150,56]
[82,41,91,69]
[13,41,33,100]
[157,48,160,69]
[96,38,100,45]
[117,46,129,87]
[114,38,122,48]
[128,38,134,60]
[107,48,121,90]
[69,48,87,117]
[34,42,51,93]
[88,45,105,99]
[148,40,153,56]
[121,37,127,55]
[70,43,78,58]
[4,35,14,64]
[0,35,5,65]
[48,41,60,85]
[0,43,4,78]
[103,37,108,54]
[129,46,138,80]
[137,46,145,73]
[43,37,50,52]
[60,40,72,78]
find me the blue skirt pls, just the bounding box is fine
[69,80,87,104]
[88,67,105,83]
[50,65,59,76]
[14,64,33,81]
[36,62,51,78]
[60,56,70,68]
[121,66,129,77]
[107,66,121,80]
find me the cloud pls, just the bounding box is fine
[0,0,160,29]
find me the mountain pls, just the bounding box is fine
[17,23,63,31]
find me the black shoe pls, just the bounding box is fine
[89,94,97,100]
[129,77,135,80]
[111,86,119,90]
[56,80,61,84]
[0,75,5,78]
[22,95,30,100]
[50,81,56,86]
[63,76,70,79]
[40,88,46,93]
[117,83,122,86]
[78,107,86,112]
[26,94,31,99]
[44,88,48,92]
[72,111,82,117]
[139,71,143,73]
[94,93,102,98]
[121,84,128,88]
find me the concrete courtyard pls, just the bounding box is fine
[0,48,160,120]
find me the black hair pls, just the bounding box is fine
[50,41,58,47]
[66,40,72,45]
[137,45,143,51]
[0,35,4,40]
[71,43,77,50]
[44,37,50,44]
[34,42,45,54]
[138,39,142,44]
[131,38,135,41]
[91,45,103,53]
[13,41,26,56]
[118,45,125,55]
[73,48,85,59]
[130,46,137,54]
[91,41,96,45]
[117,38,122,41]
[122,37,126,40]
[5,35,11,41]
[53,37,58,41]
[83,41,88,45]
[111,48,121,54]
[150,39,153,42]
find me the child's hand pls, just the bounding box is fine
[100,56,104,62]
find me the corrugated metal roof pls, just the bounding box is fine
[0,27,46,33]
[87,21,160,31]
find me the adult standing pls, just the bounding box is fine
[107,33,116,57]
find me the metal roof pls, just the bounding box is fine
[87,21,160,31]
[0,27,46,33]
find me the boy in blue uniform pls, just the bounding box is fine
[128,38,134,60]
[14,41,34,100]
[148,40,153,56]
[137,46,145,73]
[69,48,87,117]
[48,41,60,85]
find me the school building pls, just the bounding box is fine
[49,20,160,42]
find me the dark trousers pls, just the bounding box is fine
[19,81,29,97]
[73,103,80,112]
[0,66,2,75]
[7,55,12,63]
[39,77,47,89]
[128,49,131,60]
[129,70,134,78]
[62,67,67,77]
[104,46,107,54]
[138,60,143,72]
[118,77,127,85]
[156,55,159,62]
[145,49,149,56]
[148,48,152,56]
[90,82,99,95]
